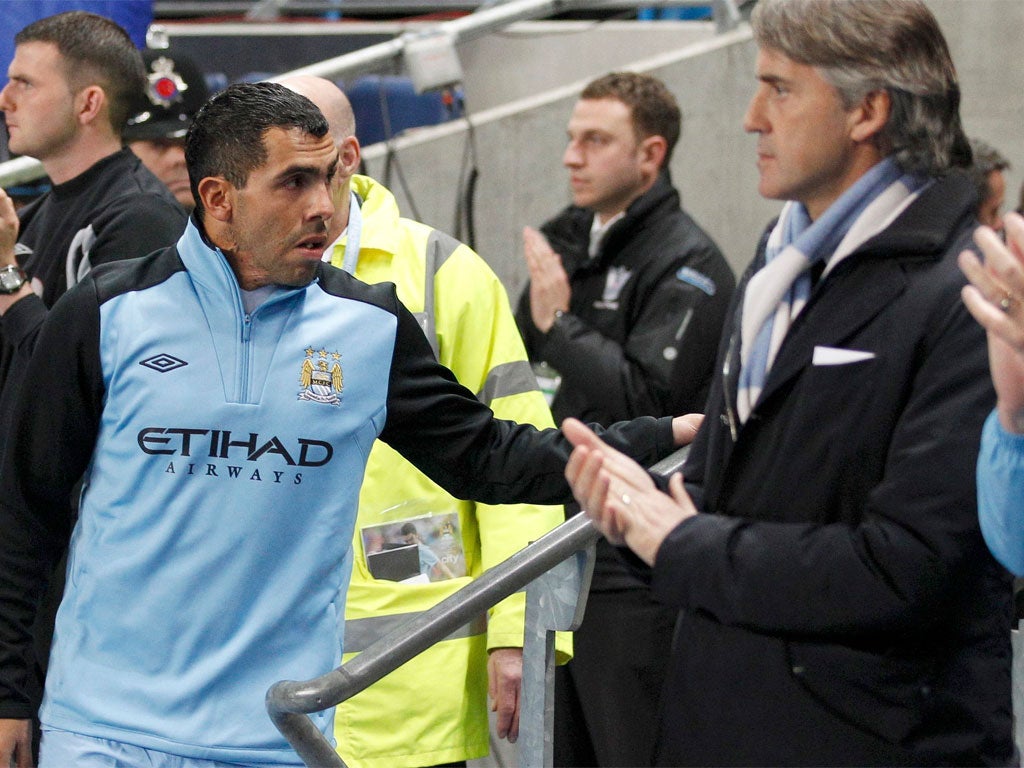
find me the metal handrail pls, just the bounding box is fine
[266,444,691,767]
[269,0,608,82]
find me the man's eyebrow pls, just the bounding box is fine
[273,163,329,182]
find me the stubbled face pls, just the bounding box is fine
[978,168,1006,232]
[224,127,337,290]
[744,47,865,220]
[0,41,79,161]
[131,138,193,210]
[562,97,650,221]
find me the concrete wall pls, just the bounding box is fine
[360,0,1024,299]
[456,20,715,111]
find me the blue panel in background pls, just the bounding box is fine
[638,6,713,20]
[0,0,153,75]
[345,75,461,147]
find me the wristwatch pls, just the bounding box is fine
[0,264,27,294]
[548,308,567,334]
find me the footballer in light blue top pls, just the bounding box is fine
[42,221,395,763]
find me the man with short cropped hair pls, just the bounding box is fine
[0,11,186,458]
[515,71,734,766]
[968,137,1010,232]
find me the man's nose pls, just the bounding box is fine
[563,141,583,168]
[0,83,14,113]
[311,181,334,220]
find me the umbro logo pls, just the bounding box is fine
[140,354,188,373]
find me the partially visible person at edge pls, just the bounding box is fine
[514,70,734,767]
[961,211,1024,575]
[125,49,211,211]
[967,137,1010,233]
[0,11,187,457]
[0,11,186,763]
[559,0,1014,765]
[280,74,570,768]
[0,81,697,768]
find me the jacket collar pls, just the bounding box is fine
[344,174,403,261]
[562,170,680,271]
[176,217,309,310]
[746,170,976,416]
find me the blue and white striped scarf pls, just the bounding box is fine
[736,158,931,424]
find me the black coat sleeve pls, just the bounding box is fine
[380,300,675,504]
[0,282,105,716]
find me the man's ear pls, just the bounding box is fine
[339,135,361,177]
[75,85,106,127]
[638,134,668,181]
[198,177,234,223]
[849,89,891,144]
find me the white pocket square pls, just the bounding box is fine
[812,346,876,366]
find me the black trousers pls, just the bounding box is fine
[553,587,677,767]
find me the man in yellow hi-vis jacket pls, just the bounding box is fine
[281,76,570,768]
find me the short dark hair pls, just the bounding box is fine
[580,72,682,167]
[751,0,970,175]
[967,138,1010,214]
[15,11,145,132]
[185,82,329,217]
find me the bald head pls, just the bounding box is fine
[278,75,356,145]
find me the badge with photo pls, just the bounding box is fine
[361,508,466,583]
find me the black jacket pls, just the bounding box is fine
[0,149,187,461]
[516,171,735,426]
[650,171,1013,766]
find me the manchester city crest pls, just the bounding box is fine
[298,347,343,406]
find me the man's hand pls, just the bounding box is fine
[0,718,33,768]
[487,647,522,743]
[0,187,32,316]
[523,226,570,333]
[563,417,697,565]
[0,188,19,266]
[959,212,1024,432]
[672,413,703,446]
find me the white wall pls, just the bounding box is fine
[456,20,715,111]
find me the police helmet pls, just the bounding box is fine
[124,50,210,142]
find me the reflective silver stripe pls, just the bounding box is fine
[417,229,461,358]
[344,611,488,654]
[477,360,541,407]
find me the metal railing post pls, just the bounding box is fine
[266,509,607,766]
[518,542,596,767]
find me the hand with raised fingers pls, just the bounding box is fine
[523,226,570,333]
[960,212,1024,432]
